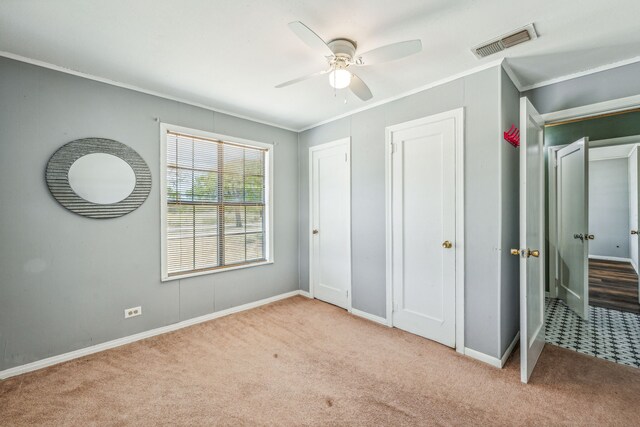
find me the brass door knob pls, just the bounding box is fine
[510,249,521,256]
[312,229,319,235]
[442,240,453,249]
[528,249,540,258]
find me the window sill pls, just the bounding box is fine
[161,260,274,282]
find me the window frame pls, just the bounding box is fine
[160,123,274,282]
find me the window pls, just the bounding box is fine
[161,125,273,280]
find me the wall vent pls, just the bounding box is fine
[472,24,538,59]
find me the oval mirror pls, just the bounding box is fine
[47,138,151,218]
[68,153,136,204]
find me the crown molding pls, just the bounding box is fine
[4,49,640,134]
[299,59,505,132]
[0,50,299,133]
[518,55,640,92]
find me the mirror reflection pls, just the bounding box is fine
[68,153,136,204]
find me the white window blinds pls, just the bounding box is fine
[165,131,267,276]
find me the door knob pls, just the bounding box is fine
[442,240,453,249]
[511,248,539,258]
[574,233,584,240]
[312,229,319,235]
[586,234,595,240]
[632,230,638,235]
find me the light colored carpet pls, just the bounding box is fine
[1,296,639,426]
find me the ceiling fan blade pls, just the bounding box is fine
[356,40,422,66]
[288,21,334,57]
[275,69,329,88]
[349,74,373,101]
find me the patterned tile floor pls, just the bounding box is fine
[545,298,640,368]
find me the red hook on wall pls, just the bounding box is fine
[504,124,520,148]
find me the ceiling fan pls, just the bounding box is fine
[275,21,422,101]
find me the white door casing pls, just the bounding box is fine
[387,108,464,350]
[548,148,559,298]
[309,138,351,310]
[519,97,546,384]
[556,138,590,320]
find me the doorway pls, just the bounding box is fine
[547,134,640,368]
[385,108,464,352]
[309,138,352,310]
[516,100,640,383]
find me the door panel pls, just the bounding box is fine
[519,97,545,384]
[311,141,351,309]
[629,148,639,275]
[557,138,589,320]
[630,148,640,301]
[391,117,456,348]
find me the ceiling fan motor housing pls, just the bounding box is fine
[328,38,357,60]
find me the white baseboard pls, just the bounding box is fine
[298,290,388,326]
[589,255,632,263]
[464,332,520,369]
[500,332,520,367]
[0,290,302,380]
[631,259,639,274]
[464,347,502,368]
[351,308,389,326]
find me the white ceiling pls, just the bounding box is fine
[1,0,640,131]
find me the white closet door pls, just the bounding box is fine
[391,116,456,347]
[310,139,351,310]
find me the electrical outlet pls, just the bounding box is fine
[124,306,142,319]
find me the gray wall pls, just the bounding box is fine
[589,158,630,258]
[523,61,640,114]
[299,66,510,358]
[499,68,520,355]
[0,57,299,371]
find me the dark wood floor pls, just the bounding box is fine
[589,259,640,314]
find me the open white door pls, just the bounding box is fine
[629,147,640,300]
[556,138,590,319]
[516,97,546,383]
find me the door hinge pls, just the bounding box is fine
[346,289,349,297]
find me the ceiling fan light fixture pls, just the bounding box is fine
[277,21,423,101]
[328,68,352,89]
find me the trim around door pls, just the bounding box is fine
[541,94,640,125]
[308,137,352,312]
[384,108,465,354]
